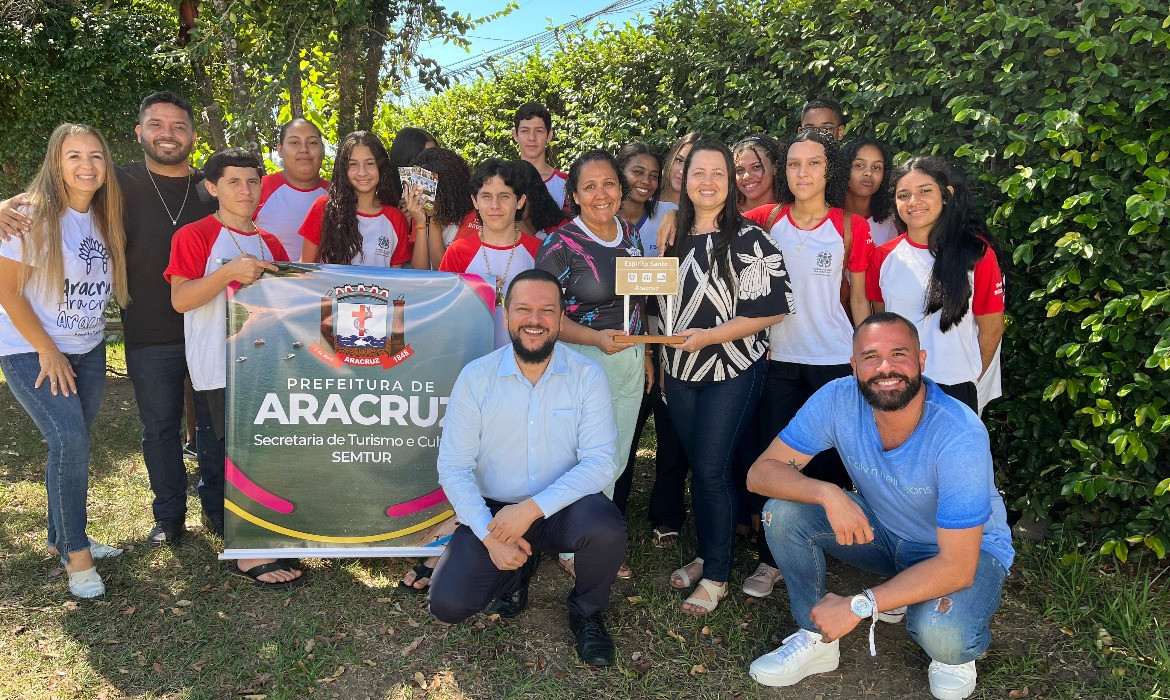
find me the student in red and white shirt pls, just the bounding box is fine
[843,138,898,246]
[511,101,568,207]
[254,118,328,261]
[867,156,1005,414]
[298,131,417,269]
[401,147,479,270]
[165,148,302,589]
[440,159,541,349]
[741,130,874,598]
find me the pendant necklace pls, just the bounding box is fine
[145,161,192,227]
[219,214,267,262]
[480,227,520,307]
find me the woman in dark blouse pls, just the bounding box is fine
[661,138,792,614]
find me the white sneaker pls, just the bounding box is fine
[749,629,840,687]
[67,567,105,599]
[928,659,977,700]
[878,605,907,623]
[742,563,783,598]
[55,540,124,565]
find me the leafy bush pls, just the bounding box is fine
[389,0,1170,560]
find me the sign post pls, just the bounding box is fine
[613,257,684,345]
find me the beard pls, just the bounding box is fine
[858,371,923,412]
[139,135,193,167]
[510,325,557,364]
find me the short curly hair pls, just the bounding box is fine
[775,130,848,209]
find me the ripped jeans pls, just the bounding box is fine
[762,493,1007,664]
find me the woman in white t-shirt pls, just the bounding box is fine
[843,138,899,246]
[298,131,420,269]
[740,130,875,598]
[867,156,1006,413]
[0,124,130,598]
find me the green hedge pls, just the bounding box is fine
[386,0,1170,560]
[0,2,188,194]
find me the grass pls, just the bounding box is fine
[0,343,1167,699]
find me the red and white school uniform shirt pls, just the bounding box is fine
[440,233,541,349]
[745,205,873,365]
[0,207,113,355]
[445,210,482,246]
[254,171,328,261]
[544,170,568,209]
[867,216,899,247]
[866,234,1004,386]
[298,195,412,266]
[164,215,289,391]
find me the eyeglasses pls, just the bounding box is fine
[797,125,839,138]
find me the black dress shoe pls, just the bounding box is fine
[485,552,541,618]
[201,510,225,537]
[568,611,615,666]
[148,518,185,546]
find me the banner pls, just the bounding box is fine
[223,263,495,559]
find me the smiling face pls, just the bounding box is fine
[851,320,927,412]
[572,159,623,230]
[136,102,195,167]
[59,133,107,210]
[278,121,325,187]
[504,278,563,364]
[895,169,949,238]
[849,144,885,199]
[622,154,660,206]
[785,140,828,203]
[685,148,731,215]
[735,146,773,206]
[346,144,379,197]
[473,174,526,234]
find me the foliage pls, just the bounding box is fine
[392,0,1170,560]
[0,0,188,193]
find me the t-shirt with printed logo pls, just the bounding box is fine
[745,204,873,365]
[0,207,114,355]
[164,215,289,391]
[297,195,412,267]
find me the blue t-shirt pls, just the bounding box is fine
[780,377,1015,571]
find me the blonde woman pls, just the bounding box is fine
[0,124,129,598]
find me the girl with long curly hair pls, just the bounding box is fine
[843,138,897,245]
[0,123,130,598]
[298,131,419,268]
[400,146,477,269]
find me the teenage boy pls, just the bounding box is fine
[254,118,329,260]
[165,148,303,588]
[511,102,567,207]
[799,97,848,142]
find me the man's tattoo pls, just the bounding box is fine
[786,458,804,470]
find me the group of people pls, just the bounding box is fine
[0,92,1012,700]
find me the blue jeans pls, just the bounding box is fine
[763,494,1007,664]
[125,342,221,521]
[2,344,106,556]
[663,358,765,581]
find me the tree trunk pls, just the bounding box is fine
[336,19,362,139]
[286,40,304,119]
[209,0,259,151]
[359,3,391,131]
[192,52,229,150]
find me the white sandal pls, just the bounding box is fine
[683,578,728,614]
[742,562,783,598]
[669,557,704,589]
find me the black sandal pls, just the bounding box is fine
[399,562,434,594]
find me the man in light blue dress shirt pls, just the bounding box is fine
[429,269,627,666]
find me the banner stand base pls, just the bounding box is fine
[221,546,445,560]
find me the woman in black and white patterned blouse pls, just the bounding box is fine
[660,137,793,615]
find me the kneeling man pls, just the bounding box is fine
[429,268,626,666]
[746,312,1013,700]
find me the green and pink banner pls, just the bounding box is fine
[222,263,495,559]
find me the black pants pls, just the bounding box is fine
[754,360,854,567]
[429,493,627,622]
[938,381,978,414]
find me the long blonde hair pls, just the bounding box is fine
[22,123,129,306]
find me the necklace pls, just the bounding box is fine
[791,205,831,253]
[145,161,192,227]
[219,214,267,262]
[480,227,520,307]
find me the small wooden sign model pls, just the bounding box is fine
[614,257,684,344]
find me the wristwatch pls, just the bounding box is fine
[850,593,874,618]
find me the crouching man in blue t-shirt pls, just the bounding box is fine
[745,312,1014,700]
